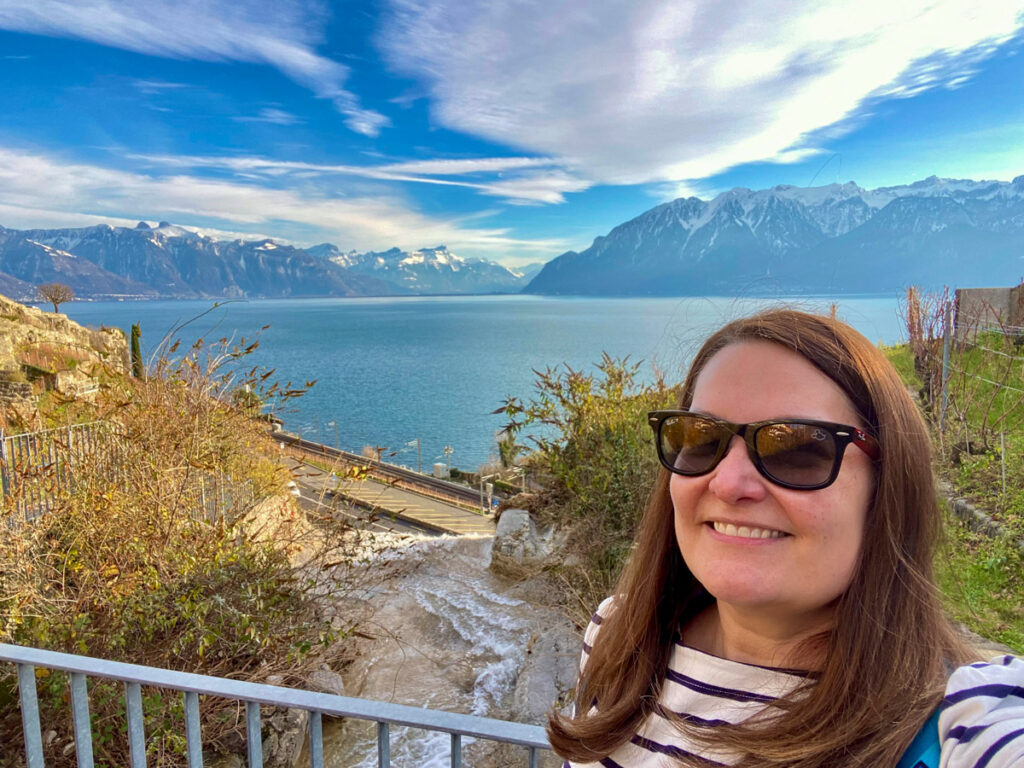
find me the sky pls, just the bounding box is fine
[0,1,1023,269]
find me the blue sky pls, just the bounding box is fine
[0,1,1022,268]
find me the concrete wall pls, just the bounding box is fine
[955,284,1024,336]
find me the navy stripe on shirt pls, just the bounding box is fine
[652,702,732,727]
[944,684,1024,706]
[976,727,1024,768]
[666,668,778,703]
[947,723,989,744]
[631,734,727,765]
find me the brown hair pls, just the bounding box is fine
[548,308,974,767]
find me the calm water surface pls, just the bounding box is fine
[61,295,904,470]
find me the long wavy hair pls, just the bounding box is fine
[548,308,975,767]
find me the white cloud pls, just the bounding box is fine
[379,0,1024,184]
[127,151,590,204]
[0,0,387,136]
[0,147,568,261]
[233,108,303,125]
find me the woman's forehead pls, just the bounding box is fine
[690,340,861,425]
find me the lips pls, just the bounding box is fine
[711,521,787,539]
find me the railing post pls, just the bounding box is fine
[309,711,323,768]
[17,663,45,768]
[184,690,203,767]
[125,681,147,768]
[246,700,263,767]
[0,428,9,506]
[940,302,952,432]
[70,672,95,768]
[451,732,462,768]
[377,721,391,768]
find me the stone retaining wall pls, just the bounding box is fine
[0,377,33,410]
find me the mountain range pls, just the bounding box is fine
[0,222,533,301]
[527,175,1024,295]
[2,175,1022,302]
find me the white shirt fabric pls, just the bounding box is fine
[563,598,1024,768]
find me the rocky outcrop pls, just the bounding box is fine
[489,508,567,577]
[0,293,129,415]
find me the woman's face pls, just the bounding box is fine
[671,340,875,625]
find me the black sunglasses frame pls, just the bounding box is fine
[647,410,880,491]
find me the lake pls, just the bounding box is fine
[60,295,905,471]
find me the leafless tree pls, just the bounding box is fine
[37,282,74,313]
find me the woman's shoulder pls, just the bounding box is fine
[939,654,1024,767]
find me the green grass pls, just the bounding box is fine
[880,342,922,389]
[935,512,1024,653]
[884,339,1024,653]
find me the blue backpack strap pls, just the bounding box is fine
[895,708,942,768]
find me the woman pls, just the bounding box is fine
[548,309,1024,768]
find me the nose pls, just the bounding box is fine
[707,435,768,503]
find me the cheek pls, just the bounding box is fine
[669,474,697,522]
[669,474,704,550]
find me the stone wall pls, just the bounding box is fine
[0,377,33,410]
[0,293,129,396]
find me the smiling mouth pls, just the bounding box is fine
[711,521,788,539]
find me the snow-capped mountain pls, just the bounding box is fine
[308,243,529,294]
[527,175,1024,296]
[0,221,534,300]
[0,222,401,299]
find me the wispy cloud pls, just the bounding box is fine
[0,146,568,260]
[0,0,387,136]
[379,0,1024,184]
[233,108,303,125]
[127,152,589,203]
[132,79,189,94]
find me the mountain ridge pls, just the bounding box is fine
[526,175,1024,296]
[0,223,531,300]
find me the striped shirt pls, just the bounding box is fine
[564,599,1024,768]
[941,654,1024,767]
[565,598,806,767]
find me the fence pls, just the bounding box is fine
[1,422,258,524]
[0,643,551,768]
[0,422,120,521]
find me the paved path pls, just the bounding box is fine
[288,459,495,536]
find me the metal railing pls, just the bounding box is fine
[0,422,121,520]
[1,422,261,526]
[0,643,551,768]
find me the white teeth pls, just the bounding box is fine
[713,521,785,539]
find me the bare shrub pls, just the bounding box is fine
[0,329,382,766]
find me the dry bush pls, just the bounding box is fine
[898,285,953,409]
[496,355,678,622]
[0,331,383,766]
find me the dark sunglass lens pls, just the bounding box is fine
[755,423,837,487]
[661,415,725,474]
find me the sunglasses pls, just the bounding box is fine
[647,410,880,490]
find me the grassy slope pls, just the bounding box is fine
[883,342,1024,653]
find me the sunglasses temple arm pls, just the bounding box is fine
[853,429,880,460]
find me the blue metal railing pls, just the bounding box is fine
[0,643,551,767]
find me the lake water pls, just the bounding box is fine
[60,295,905,471]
